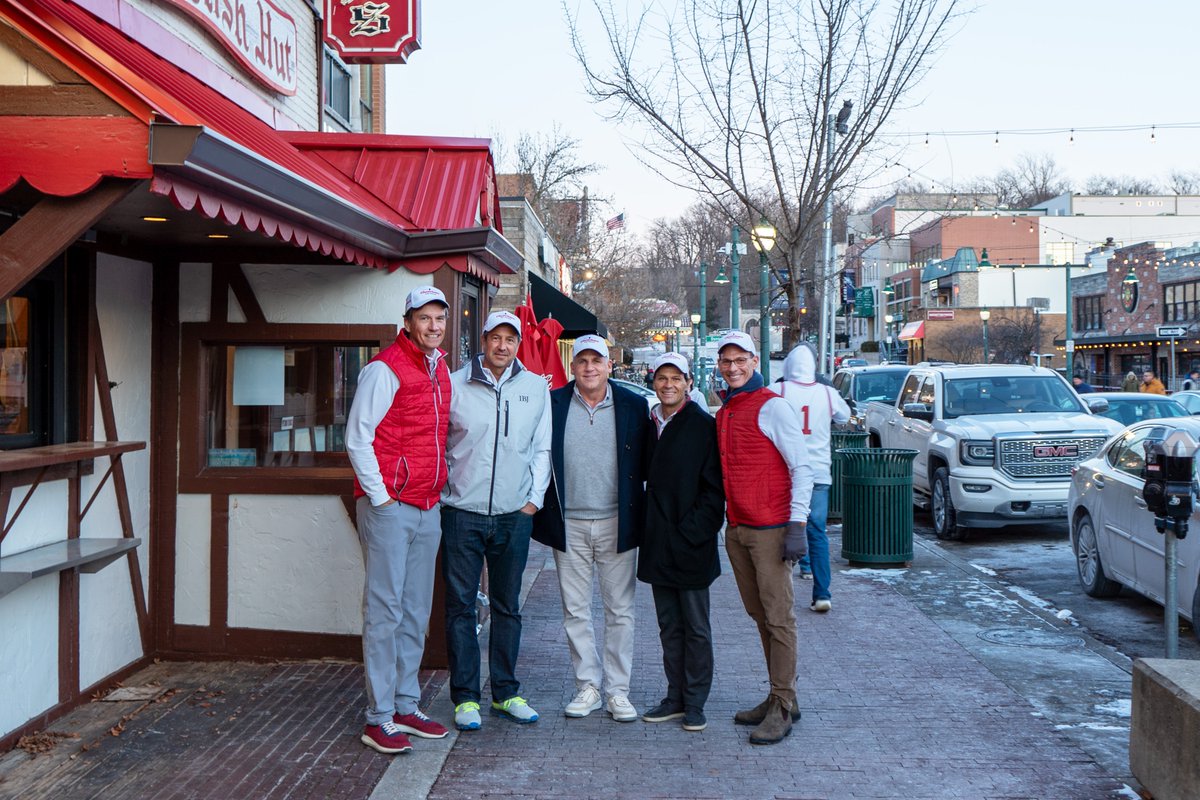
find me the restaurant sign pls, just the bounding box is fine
[163,0,299,95]
[324,0,421,64]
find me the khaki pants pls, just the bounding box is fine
[725,524,796,709]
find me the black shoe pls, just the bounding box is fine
[642,700,685,723]
[682,708,707,732]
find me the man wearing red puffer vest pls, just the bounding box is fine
[715,330,813,746]
[347,286,453,755]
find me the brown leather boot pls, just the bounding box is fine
[734,696,801,726]
[748,697,793,745]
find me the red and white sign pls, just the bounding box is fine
[926,308,955,320]
[164,0,299,95]
[324,0,421,64]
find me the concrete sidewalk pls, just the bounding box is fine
[0,528,1134,800]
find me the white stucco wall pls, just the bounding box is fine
[174,494,212,627]
[227,495,363,634]
[243,264,424,325]
[0,579,59,737]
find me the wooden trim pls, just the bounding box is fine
[209,264,229,323]
[58,470,80,702]
[150,260,180,654]
[209,494,228,650]
[0,21,84,84]
[162,626,361,661]
[224,264,267,325]
[0,180,139,301]
[0,85,126,116]
[0,654,152,753]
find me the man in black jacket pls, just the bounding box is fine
[638,353,725,733]
[532,334,652,722]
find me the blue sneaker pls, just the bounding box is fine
[454,701,482,731]
[491,696,539,724]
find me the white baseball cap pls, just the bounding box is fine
[716,330,758,357]
[404,285,449,314]
[482,310,522,339]
[651,352,690,377]
[571,334,609,359]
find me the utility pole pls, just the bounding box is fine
[821,100,852,376]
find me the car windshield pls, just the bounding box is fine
[1096,397,1189,426]
[853,371,908,404]
[942,376,1085,419]
[1174,392,1200,414]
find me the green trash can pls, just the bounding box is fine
[839,448,918,565]
[828,431,869,522]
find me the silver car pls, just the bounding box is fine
[1068,417,1200,640]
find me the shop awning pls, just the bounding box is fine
[529,273,608,338]
[898,321,926,341]
[0,0,520,278]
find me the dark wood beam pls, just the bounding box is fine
[0,86,126,116]
[0,180,139,300]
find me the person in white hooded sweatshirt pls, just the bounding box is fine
[772,343,850,612]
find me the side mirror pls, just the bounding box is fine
[1084,396,1109,414]
[902,403,934,422]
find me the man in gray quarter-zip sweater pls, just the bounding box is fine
[441,310,552,732]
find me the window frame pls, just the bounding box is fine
[178,322,396,495]
[323,48,353,128]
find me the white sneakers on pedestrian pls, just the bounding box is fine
[564,685,603,718]
[810,599,832,613]
[606,694,638,722]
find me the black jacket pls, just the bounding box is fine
[637,401,724,589]
[532,380,651,554]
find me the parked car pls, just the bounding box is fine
[1169,390,1200,415]
[1082,392,1189,426]
[831,365,912,430]
[1068,417,1200,640]
[611,378,659,407]
[842,358,869,368]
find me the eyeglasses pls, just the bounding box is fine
[718,356,754,368]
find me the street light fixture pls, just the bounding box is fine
[821,100,853,378]
[980,308,991,364]
[690,311,702,388]
[672,317,683,353]
[884,313,895,361]
[752,218,777,381]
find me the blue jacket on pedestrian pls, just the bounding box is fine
[532,379,652,554]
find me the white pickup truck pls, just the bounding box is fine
[862,364,1123,540]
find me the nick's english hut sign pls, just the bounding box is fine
[165,0,299,95]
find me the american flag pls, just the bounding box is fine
[605,212,626,231]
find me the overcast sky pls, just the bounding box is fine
[386,1,1199,234]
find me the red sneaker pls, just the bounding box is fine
[393,708,449,739]
[361,721,414,754]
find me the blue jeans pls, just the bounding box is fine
[797,484,831,602]
[440,506,533,705]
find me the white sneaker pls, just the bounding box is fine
[564,685,602,718]
[811,599,832,613]
[607,694,638,722]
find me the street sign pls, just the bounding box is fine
[1157,325,1188,338]
[927,308,955,320]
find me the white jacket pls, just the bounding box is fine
[771,344,851,485]
[442,356,552,515]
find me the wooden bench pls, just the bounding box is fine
[0,537,142,598]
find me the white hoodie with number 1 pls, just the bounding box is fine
[771,344,851,485]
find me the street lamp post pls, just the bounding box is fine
[980,308,991,364]
[672,318,683,353]
[884,313,894,361]
[727,229,742,330]
[821,100,853,378]
[690,312,702,388]
[752,218,777,381]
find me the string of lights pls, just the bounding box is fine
[886,122,1200,142]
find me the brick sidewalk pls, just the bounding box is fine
[427,541,1122,800]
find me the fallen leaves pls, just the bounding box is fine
[16,731,80,755]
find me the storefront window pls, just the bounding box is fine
[1164,281,1199,323]
[323,49,352,124]
[459,279,481,365]
[0,296,32,438]
[1074,295,1104,332]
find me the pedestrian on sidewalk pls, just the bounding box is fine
[714,331,813,745]
[533,334,652,723]
[638,353,724,733]
[1140,370,1166,395]
[1121,371,1139,392]
[773,343,850,612]
[346,286,453,755]
[440,310,552,732]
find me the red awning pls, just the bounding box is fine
[898,321,926,341]
[0,0,518,277]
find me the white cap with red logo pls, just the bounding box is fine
[651,352,690,376]
[482,310,522,338]
[404,286,449,314]
[715,330,758,357]
[571,334,609,359]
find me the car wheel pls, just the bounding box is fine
[1073,512,1121,598]
[931,467,968,541]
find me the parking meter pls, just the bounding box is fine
[1143,430,1198,534]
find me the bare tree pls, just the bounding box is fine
[1084,174,1161,196]
[567,0,964,346]
[1167,169,1200,195]
[962,153,1070,209]
[989,313,1043,365]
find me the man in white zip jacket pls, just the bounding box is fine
[773,343,850,612]
[441,310,552,732]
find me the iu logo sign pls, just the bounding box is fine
[325,0,421,64]
[1033,445,1078,458]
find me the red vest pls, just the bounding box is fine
[716,387,791,528]
[353,332,451,510]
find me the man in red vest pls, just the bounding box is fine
[347,285,453,754]
[715,330,813,745]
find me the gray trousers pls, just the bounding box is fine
[357,497,442,725]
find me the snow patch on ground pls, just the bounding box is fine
[1055,721,1128,731]
[1114,785,1142,799]
[842,568,909,583]
[1008,584,1055,611]
[969,562,998,576]
[1055,608,1074,621]
[1094,698,1132,718]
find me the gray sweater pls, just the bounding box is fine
[563,389,619,519]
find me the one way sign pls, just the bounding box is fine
[1157,325,1188,338]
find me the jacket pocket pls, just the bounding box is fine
[390,457,411,497]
